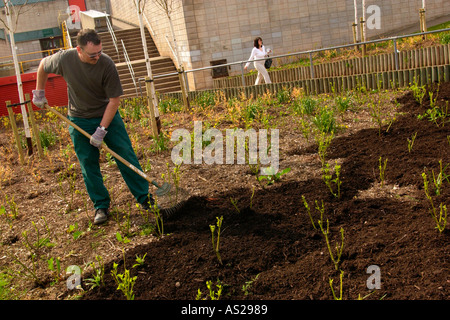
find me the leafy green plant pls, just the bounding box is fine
[276,87,291,104]
[418,100,448,128]
[116,232,131,244]
[312,105,336,133]
[300,96,317,115]
[111,258,137,300]
[196,279,223,300]
[158,98,183,113]
[47,257,62,284]
[422,171,448,233]
[210,216,224,265]
[409,77,426,105]
[242,274,259,296]
[39,127,58,149]
[322,161,342,199]
[431,160,449,196]
[67,223,83,240]
[257,167,291,186]
[440,32,450,44]
[85,255,105,290]
[195,91,216,109]
[315,131,334,167]
[133,253,147,269]
[334,95,352,113]
[147,199,164,237]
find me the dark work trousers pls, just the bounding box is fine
[68,112,149,210]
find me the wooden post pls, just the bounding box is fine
[145,77,159,138]
[352,22,358,50]
[25,93,43,159]
[360,17,366,56]
[6,100,25,165]
[419,8,427,40]
[178,67,190,110]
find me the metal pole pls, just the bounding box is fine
[393,38,399,71]
[309,52,315,79]
[240,62,246,87]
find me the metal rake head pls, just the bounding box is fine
[154,182,172,197]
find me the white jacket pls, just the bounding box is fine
[245,45,271,68]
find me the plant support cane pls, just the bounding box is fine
[43,103,171,197]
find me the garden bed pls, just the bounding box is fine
[0,80,449,301]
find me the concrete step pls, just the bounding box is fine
[72,27,181,96]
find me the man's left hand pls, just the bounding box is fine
[90,126,108,148]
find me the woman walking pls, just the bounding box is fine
[244,37,272,85]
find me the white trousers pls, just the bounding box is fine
[254,61,272,85]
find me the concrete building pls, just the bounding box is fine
[1,0,450,90]
[0,0,108,74]
[108,0,450,91]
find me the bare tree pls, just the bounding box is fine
[134,0,160,136]
[152,0,181,68]
[1,0,33,154]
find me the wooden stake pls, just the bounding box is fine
[25,93,43,159]
[6,100,25,165]
[145,77,159,138]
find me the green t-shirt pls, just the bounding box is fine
[43,48,123,118]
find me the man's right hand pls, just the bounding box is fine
[32,89,48,108]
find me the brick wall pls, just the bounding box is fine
[109,0,450,91]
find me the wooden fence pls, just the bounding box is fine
[212,43,450,90]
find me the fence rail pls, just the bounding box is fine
[147,27,450,94]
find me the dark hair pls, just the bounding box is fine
[76,29,102,47]
[253,37,263,48]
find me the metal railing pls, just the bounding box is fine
[105,12,120,63]
[121,39,138,96]
[145,27,450,92]
[0,48,68,73]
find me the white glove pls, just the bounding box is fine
[32,89,48,108]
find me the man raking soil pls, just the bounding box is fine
[32,29,183,225]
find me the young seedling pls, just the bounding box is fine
[196,279,223,300]
[322,161,342,199]
[133,253,147,269]
[111,251,137,300]
[230,197,240,213]
[210,216,224,265]
[242,274,260,296]
[407,132,417,153]
[329,269,344,300]
[257,167,291,186]
[379,156,388,187]
[47,257,62,284]
[301,195,317,230]
[318,215,345,271]
[85,255,105,290]
[431,160,449,196]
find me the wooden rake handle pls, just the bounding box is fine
[43,103,161,188]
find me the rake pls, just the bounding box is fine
[43,103,187,217]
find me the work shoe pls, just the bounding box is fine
[94,208,109,225]
[140,196,156,211]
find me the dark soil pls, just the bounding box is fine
[0,81,449,302]
[82,83,450,300]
